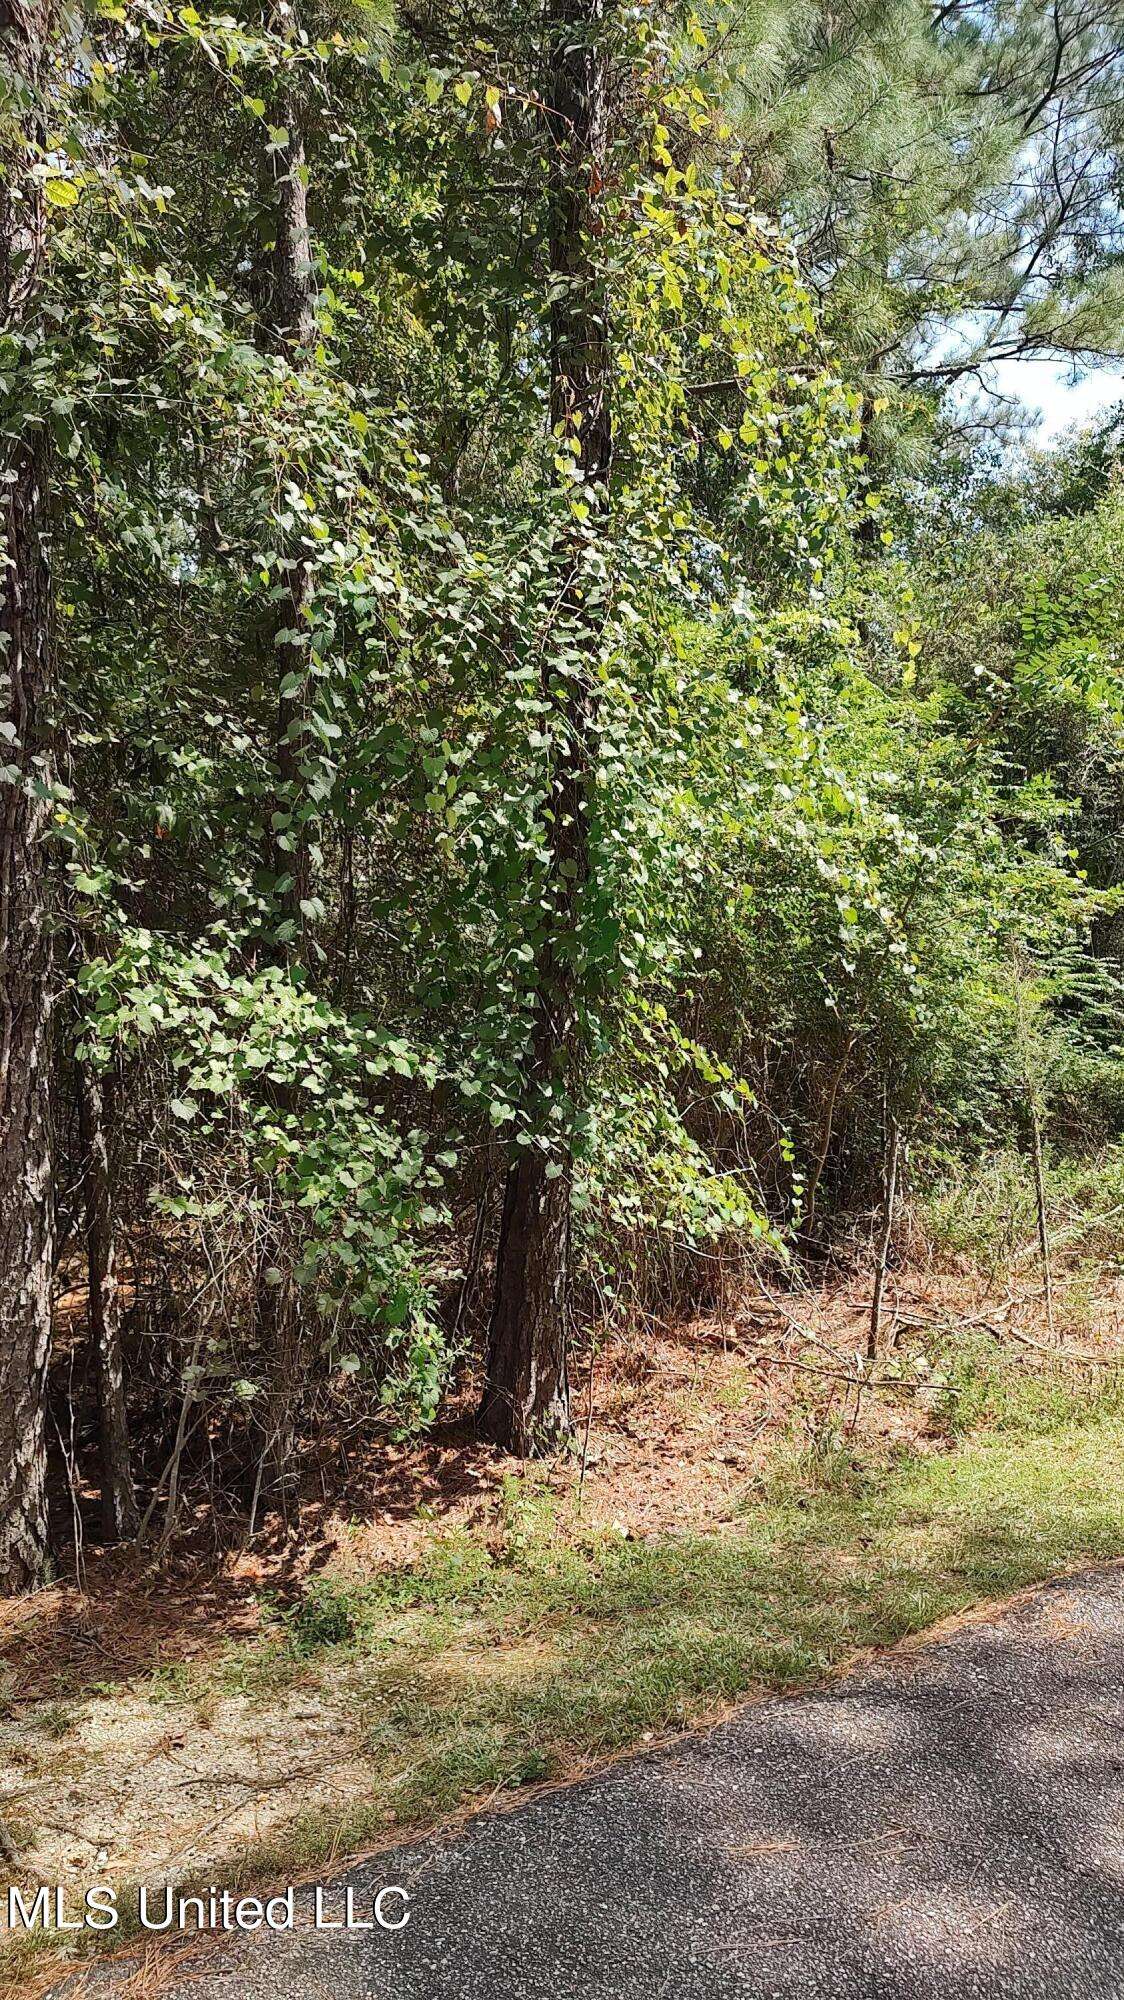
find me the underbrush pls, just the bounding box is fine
[918,1142,1124,1281]
[172,1381,1124,1840]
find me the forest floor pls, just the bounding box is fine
[5,1254,1124,1994]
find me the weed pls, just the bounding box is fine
[282,1577,369,1654]
[25,1701,72,1741]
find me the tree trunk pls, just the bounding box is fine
[252,23,317,1514]
[480,0,612,1455]
[77,1065,138,1540]
[868,1115,901,1363]
[259,47,315,941]
[0,0,55,1596]
[254,1253,302,1513]
[481,1151,573,1452]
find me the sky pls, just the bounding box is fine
[991,356,1124,444]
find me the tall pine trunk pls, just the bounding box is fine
[260,54,315,940]
[77,1065,138,1540]
[480,0,612,1455]
[0,0,55,1594]
[252,26,316,1512]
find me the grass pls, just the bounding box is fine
[232,1382,1124,1811]
[918,1140,1124,1280]
[7,1354,1124,1992]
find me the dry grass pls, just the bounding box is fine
[5,1256,1124,1993]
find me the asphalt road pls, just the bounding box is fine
[64,1565,1124,1998]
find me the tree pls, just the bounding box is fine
[252,9,320,1511]
[480,0,614,1453]
[721,0,1124,451]
[0,0,56,1594]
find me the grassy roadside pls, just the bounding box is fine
[5,1347,1124,1993]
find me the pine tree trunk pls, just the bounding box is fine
[252,25,317,1514]
[260,57,315,941]
[77,1065,138,1540]
[481,1153,573,1452]
[256,33,315,940]
[0,0,55,1595]
[480,0,612,1455]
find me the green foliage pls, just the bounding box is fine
[8,0,1124,1461]
[281,1576,366,1653]
[719,0,1124,458]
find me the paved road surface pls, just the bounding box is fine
[64,1565,1124,1998]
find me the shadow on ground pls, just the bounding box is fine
[146,1564,1124,2000]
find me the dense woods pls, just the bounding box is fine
[4,0,1124,1594]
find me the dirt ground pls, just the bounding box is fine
[2,1260,1120,1914]
[1,1268,944,1702]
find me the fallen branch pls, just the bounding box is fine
[749,1351,957,1396]
[894,1299,1119,1366]
[994,1324,1122,1366]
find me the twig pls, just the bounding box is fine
[750,1351,954,1396]
[895,1300,1119,1366]
[138,1332,204,1549]
[995,1324,1121,1366]
[869,1114,902,1362]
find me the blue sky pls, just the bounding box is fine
[991,356,1124,443]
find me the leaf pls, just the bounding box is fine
[45,179,79,208]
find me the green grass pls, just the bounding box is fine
[8,1365,1124,1989]
[918,1141,1124,1278]
[155,1377,1124,1867]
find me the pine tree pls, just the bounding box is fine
[1,0,56,1593]
[721,0,1124,439]
[480,0,614,1453]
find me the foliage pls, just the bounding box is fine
[5,0,1124,1507]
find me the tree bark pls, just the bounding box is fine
[259,48,315,940]
[77,1065,138,1540]
[480,0,612,1455]
[252,21,318,1514]
[0,0,56,1595]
